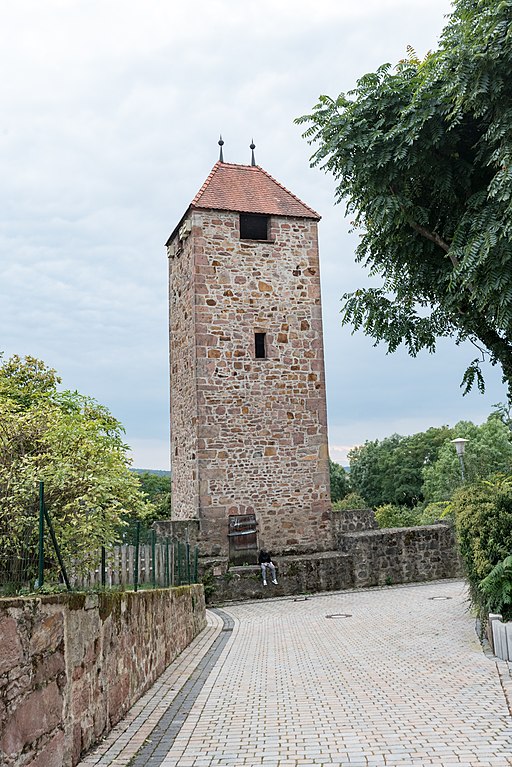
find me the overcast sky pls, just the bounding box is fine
[1,0,506,469]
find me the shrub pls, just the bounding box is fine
[418,501,452,525]
[332,492,367,511]
[451,474,512,618]
[479,555,512,622]
[374,504,421,528]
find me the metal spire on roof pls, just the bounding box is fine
[218,135,224,163]
[250,139,256,166]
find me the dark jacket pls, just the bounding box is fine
[258,550,272,564]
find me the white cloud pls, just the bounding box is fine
[329,444,356,465]
[2,0,504,472]
[127,438,170,472]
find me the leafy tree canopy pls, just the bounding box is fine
[0,354,152,575]
[297,0,512,398]
[349,427,451,508]
[329,458,350,503]
[422,414,512,501]
[136,471,172,521]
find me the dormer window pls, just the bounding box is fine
[240,213,269,241]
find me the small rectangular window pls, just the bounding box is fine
[240,213,269,240]
[255,332,266,359]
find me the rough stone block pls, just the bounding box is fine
[24,730,64,767]
[29,612,64,656]
[1,681,63,757]
[0,614,23,675]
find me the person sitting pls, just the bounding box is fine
[258,549,278,586]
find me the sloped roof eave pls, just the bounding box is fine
[166,205,191,247]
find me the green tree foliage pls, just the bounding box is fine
[332,492,367,511]
[297,0,512,397]
[451,475,512,618]
[0,354,152,579]
[479,554,512,621]
[348,438,396,510]
[136,471,172,521]
[374,504,421,529]
[422,416,512,502]
[418,501,452,525]
[329,458,350,503]
[349,427,451,508]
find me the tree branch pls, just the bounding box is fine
[407,221,459,267]
[388,185,459,267]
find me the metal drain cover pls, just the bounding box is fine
[429,596,453,601]
[326,613,352,618]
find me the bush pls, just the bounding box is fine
[418,501,452,525]
[451,474,512,619]
[332,492,367,511]
[374,504,421,529]
[479,555,512,622]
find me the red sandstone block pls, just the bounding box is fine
[1,682,63,757]
[33,651,65,686]
[0,614,23,675]
[25,730,64,767]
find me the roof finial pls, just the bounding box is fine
[218,135,224,163]
[250,139,256,166]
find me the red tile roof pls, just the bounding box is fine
[191,162,320,220]
[166,162,320,245]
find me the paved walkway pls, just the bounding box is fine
[79,580,512,767]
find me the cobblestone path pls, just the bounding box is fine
[78,580,512,767]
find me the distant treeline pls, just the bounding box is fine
[131,468,171,477]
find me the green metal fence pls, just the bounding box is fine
[78,536,199,591]
[0,481,198,595]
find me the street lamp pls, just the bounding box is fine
[450,438,468,482]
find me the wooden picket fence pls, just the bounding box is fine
[73,541,198,590]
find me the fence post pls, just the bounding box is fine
[43,506,71,591]
[165,538,170,587]
[134,521,140,592]
[38,481,45,588]
[177,541,182,586]
[194,546,198,583]
[186,541,191,584]
[151,530,156,589]
[101,546,106,588]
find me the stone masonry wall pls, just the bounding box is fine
[202,522,462,602]
[340,524,462,587]
[168,226,199,521]
[168,209,332,557]
[0,585,205,767]
[332,508,378,546]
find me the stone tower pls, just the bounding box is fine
[167,153,332,560]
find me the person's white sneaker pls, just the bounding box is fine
[263,580,267,586]
[272,579,278,585]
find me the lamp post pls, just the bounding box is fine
[450,438,468,482]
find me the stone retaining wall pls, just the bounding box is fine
[207,552,354,602]
[340,524,462,587]
[202,522,462,602]
[0,585,205,767]
[153,519,201,547]
[332,508,377,545]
